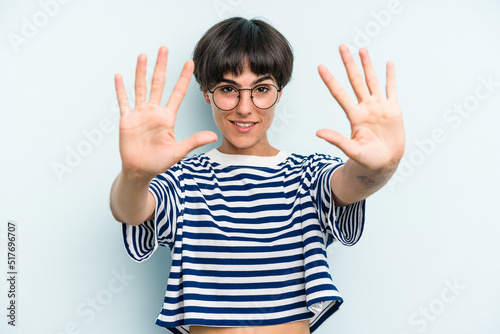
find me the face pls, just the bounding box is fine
[203,65,282,156]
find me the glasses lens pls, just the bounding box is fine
[213,86,239,110]
[212,84,279,110]
[252,84,278,109]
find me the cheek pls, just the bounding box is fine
[263,110,276,127]
[211,107,228,130]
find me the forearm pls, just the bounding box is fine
[330,159,398,206]
[109,171,155,226]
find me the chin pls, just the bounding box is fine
[224,137,264,152]
[230,141,259,151]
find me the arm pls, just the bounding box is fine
[317,45,405,206]
[330,159,398,206]
[109,46,217,226]
[110,171,155,226]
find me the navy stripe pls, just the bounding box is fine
[186,190,296,203]
[167,276,305,290]
[159,301,309,317]
[163,288,305,303]
[179,265,304,278]
[181,241,303,254]
[181,253,304,266]
[182,229,302,243]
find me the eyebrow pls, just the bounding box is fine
[219,75,274,87]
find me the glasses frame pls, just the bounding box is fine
[208,83,282,111]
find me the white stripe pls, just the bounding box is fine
[182,226,301,240]
[181,234,303,247]
[163,284,306,298]
[181,247,303,260]
[165,268,305,283]
[182,307,309,320]
[162,295,308,312]
[177,260,305,275]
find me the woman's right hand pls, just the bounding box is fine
[114,46,217,181]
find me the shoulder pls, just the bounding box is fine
[153,153,213,184]
[286,152,344,167]
[278,153,344,181]
[177,153,212,169]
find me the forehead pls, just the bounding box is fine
[221,66,276,86]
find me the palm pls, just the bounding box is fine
[317,45,405,171]
[115,47,217,179]
[119,104,176,175]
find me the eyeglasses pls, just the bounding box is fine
[208,84,281,111]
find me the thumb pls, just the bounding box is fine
[175,131,218,160]
[316,129,358,159]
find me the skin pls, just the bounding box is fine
[109,44,405,333]
[190,320,310,334]
[202,68,282,156]
[110,47,217,225]
[318,45,405,205]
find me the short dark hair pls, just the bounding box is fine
[193,17,293,91]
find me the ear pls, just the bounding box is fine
[277,88,283,103]
[202,90,211,104]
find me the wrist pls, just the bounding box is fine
[110,170,154,225]
[120,166,156,185]
[370,160,399,177]
[347,157,400,177]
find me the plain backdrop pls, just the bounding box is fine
[1,0,499,333]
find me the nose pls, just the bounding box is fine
[236,89,253,115]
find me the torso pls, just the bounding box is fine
[125,152,348,331]
[190,320,310,334]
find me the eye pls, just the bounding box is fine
[219,86,237,94]
[253,85,270,94]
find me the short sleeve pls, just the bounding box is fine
[309,154,366,247]
[121,169,183,263]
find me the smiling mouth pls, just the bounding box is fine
[231,121,257,128]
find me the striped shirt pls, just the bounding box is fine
[122,149,365,333]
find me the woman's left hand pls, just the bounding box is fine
[317,45,405,172]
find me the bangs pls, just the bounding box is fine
[207,21,283,86]
[193,17,293,91]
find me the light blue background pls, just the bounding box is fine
[1,0,499,333]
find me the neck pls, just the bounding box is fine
[218,139,279,156]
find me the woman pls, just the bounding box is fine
[110,17,404,334]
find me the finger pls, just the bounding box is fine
[339,44,370,102]
[359,48,381,96]
[114,73,130,115]
[316,129,359,160]
[149,46,168,105]
[165,60,194,115]
[386,61,397,101]
[135,53,148,107]
[318,65,355,113]
[175,131,218,161]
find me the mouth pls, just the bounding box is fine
[230,120,257,132]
